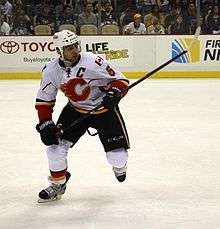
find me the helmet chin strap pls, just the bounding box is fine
[63,59,73,67]
[58,54,72,67]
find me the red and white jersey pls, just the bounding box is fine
[36,52,129,116]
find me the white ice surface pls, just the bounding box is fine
[1,79,220,229]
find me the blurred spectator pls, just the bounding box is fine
[202,0,216,15]
[147,15,165,33]
[119,6,137,27]
[107,0,136,18]
[23,5,35,21]
[74,0,87,14]
[55,0,74,18]
[124,13,146,34]
[34,1,55,18]
[41,0,54,7]
[93,0,105,14]
[66,0,74,6]
[52,0,63,6]
[93,0,117,13]
[157,0,170,14]
[188,18,197,34]
[170,0,186,19]
[170,0,187,7]
[100,1,118,26]
[164,6,179,33]
[0,0,13,16]
[206,4,220,34]
[144,4,165,27]
[33,3,55,32]
[10,8,33,35]
[136,0,156,14]
[110,0,125,14]
[167,14,187,34]
[198,15,208,34]
[185,2,197,31]
[78,2,97,27]
[0,13,10,34]
[56,4,77,29]
[12,0,23,7]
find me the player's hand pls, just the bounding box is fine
[36,120,59,146]
[102,89,122,109]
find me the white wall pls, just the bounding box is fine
[0,35,219,78]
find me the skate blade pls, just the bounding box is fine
[37,195,62,203]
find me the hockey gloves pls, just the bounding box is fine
[102,89,122,110]
[36,120,59,146]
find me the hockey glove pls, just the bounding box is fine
[102,89,122,109]
[36,120,59,146]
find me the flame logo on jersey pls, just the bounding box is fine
[60,78,90,102]
[172,38,200,63]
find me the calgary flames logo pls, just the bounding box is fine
[60,78,90,102]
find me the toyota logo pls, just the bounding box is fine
[0,41,19,54]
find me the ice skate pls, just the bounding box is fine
[38,171,71,203]
[113,165,127,182]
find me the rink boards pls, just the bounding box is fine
[0,35,219,79]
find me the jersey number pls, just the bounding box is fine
[95,56,115,76]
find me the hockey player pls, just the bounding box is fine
[35,30,130,202]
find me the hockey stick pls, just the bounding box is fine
[61,27,201,134]
[126,26,201,91]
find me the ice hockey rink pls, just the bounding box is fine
[1,78,220,229]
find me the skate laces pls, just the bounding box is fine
[44,183,65,198]
[113,165,127,176]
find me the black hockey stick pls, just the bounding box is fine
[61,27,201,134]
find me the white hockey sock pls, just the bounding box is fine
[106,147,128,168]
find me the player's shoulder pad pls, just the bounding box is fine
[81,51,108,68]
[41,58,60,75]
[81,51,96,61]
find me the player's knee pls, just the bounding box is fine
[47,140,71,159]
[46,140,72,171]
[106,148,128,168]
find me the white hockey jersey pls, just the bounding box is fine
[36,52,129,112]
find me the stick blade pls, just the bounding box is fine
[188,26,201,51]
[194,26,201,39]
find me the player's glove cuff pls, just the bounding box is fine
[36,120,54,131]
[36,120,59,146]
[102,88,122,110]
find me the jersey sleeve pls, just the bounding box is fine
[35,65,58,121]
[91,55,129,95]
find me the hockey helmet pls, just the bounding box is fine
[53,30,81,58]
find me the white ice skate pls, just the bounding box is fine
[38,171,71,203]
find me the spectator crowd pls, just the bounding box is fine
[0,0,219,35]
